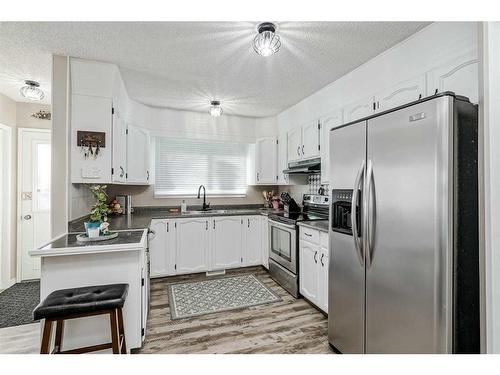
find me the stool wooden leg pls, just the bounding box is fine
[54,320,64,353]
[109,309,119,354]
[117,308,127,354]
[40,319,53,354]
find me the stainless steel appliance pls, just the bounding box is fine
[328,92,479,354]
[283,157,321,174]
[269,194,329,298]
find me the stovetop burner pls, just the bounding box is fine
[269,193,330,225]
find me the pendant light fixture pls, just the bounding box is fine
[20,80,45,101]
[253,22,281,57]
[209,100,223,117]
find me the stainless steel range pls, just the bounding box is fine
[268,193,329,297]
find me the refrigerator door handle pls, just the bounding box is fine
[352,160,365,267]
[366,159,376,268]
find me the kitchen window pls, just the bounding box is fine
[154,137,249,197]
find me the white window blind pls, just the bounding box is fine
[154,137,249,197]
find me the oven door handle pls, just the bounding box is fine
[352,160,365,268]
[268,219,296,230]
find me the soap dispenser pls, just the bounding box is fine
[181,200,187,213]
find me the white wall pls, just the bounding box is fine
[277,22,478,133]
[479,21,500,354]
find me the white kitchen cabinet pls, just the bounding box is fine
[299,227,329,313]
[112,107,127,183]
[211,216,242,270]
[319,109,343,185]
[260,216,269,269]
[149,219,176,277]
[299,240,319,303]
[375,75,426,112]
[242,216,262,266]
[176,218,209,274]
[426,51,479,104]
[302,121,320,159]
[127,124,151,184]
[277,133,289,184]
[255,137,278,184]
[287,127,302,162]
[343,96,375,124]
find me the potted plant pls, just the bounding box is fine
[84,185,111,237]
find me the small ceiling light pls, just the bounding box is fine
[253,22,281,57]
[209,100,223,117]
[20,80,45,101]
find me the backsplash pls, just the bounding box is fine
[308,173,329,195]
[279,172,329,206]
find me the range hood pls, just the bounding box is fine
[283,157,321,174]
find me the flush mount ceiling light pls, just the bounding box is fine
[20,80,45,101]
[209,100,223,117]
[253,22,281,57]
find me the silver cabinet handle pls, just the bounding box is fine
[147,170,150,180]
[304,232,312,237]
[366,160,376,268]
[320,253,324,267]
[297,146,300,156]
[314,250,318,264]
[256,172,259,181]
[302,145,304,155]
[206,220,208,230]
[24,214,32,220]
[213,220,215,230]
[247,218,250,228]
[166,222,169,232]
[119,166,125,177]
[352,160,365,268]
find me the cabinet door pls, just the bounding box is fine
[127,125,151,184]
[176,218,209,274]
[343,96,375,124]
[287,127,302,162]
[112,107,127,183]
[320,109,343,184]
[149,219,167,277]
[277,134,289,184]
[260,217,269,269]
[255,137,277,184]
[318,247,329,313]
[302,121,320,159]
[426,52,479,104]
[165,220,177,275]
[299,240,319,303]
[212,216,242,270]
[375,75,426,112]
[242,216,262,266]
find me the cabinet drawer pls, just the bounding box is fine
[300,227,319,244]
[320,231,328,248]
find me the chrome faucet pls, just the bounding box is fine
[197,185,210,211]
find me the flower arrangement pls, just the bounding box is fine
[89,185,111,222]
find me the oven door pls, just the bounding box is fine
[268,219,297,274]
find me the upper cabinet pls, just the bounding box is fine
[319,109,343,185]
[374,75,426,112]
[277,133,289,184]
[343,96,375,124]
[112,107,127,183]
[127,125,151,184]
[287,122,320,162]
[254,137,278,184]
[426,52,479,104]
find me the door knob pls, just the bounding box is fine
[24,214,32,220]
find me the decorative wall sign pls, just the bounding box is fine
[31,110,51,120]
[77,131,106,159]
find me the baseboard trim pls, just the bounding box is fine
[0,277,16,292]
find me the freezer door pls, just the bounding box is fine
[365,96,453,353]
[328,120,366,353]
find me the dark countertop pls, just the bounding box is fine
[69,205,283,232]
[297,220,329,233]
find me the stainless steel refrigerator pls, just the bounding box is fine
[328,92,479,354]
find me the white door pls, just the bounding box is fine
[375,75,426,112]
[19,129,51,281]
[112,107,127,183]
[343,96,375,124]
[255,137,277,184]
[127,125,150,183]
[287,127,302,162]
[176,218,209,274]
[299,240,318,302]
[320,109,343,184]
[318,247,329,313]
[426,51,479,104]
[242,216,262,266]
[277,134,289,184]
[302,122,320,159]
[212,216,242,270]
[149,219,167,277]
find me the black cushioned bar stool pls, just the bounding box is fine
[33,284,129,354]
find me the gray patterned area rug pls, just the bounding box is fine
[0,280,40,328]
[168,274,281,320]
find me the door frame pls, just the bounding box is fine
[16,127,51,281]
[0,123,13,290]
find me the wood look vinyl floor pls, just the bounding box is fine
[0,267,332,354]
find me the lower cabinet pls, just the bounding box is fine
[299,227,329,313]
[150,215,268,277]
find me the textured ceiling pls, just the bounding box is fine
[0,22,430,117]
